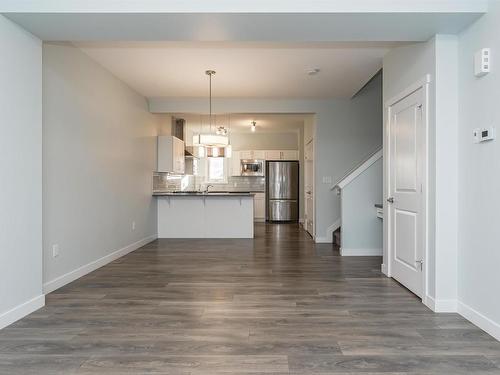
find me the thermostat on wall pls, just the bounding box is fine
[474,48,491,77]
[473,127,496,143]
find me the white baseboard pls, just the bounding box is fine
[315,219,341,244]
[458,301,500,341]
[340,247,382,256]
[424,295,457,313]
[0,294,45,330]
[381,263,388,275]
[43,234,157,294]
[314,236,330,243]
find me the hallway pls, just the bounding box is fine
[0,224,499,374]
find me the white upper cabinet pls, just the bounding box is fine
[264,150,298,160]
[264,150,282,160]
[157,136,185,174]
[281,150,299,160]
[230,149,299,176]
[239,150,266,160]
[230,150,242,176]
[239,150,254,159]
[253,150,266,159]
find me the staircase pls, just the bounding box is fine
[333,147,383,256]
[333,147,383,192]
[333,228,341,247]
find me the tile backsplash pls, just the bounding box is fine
[153,173,265,192]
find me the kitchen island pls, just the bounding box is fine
[154,192,254,238]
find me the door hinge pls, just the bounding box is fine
[416,260,424,271]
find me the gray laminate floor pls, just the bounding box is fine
[0,223,499,374]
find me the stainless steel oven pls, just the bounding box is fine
[240,159,265,176]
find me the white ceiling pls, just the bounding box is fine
[4,1,485,99]
[76,42,390,98]
[5,12,485,42]
[0,0,488,13]
[177,113,308,134]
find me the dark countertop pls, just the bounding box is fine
[153,191,255,197]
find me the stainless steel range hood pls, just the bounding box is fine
[172,118,195,157]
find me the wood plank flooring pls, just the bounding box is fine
[0,223,499,374]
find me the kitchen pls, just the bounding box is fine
[152,110,308,238]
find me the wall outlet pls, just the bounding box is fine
[322,176,332,184]
[132,221,136,231]
[52,244,59,258]
[473,127,496,143]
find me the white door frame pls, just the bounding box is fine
[304,138,315,238]
[384,75,430,305]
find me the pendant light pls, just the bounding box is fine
[192,70,229,149]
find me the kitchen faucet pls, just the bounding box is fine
[204,184,214,193]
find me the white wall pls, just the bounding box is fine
[43,43,158,292]
[341,158,383,255]
[230,132,299,151]
[383,41,436,295]
[383,36,459,312]
[0,15,44,328]
[150,75,382,241]
[434,35,459,310]
[457,1,500,340]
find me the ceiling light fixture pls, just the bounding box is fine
[192,70,230,153]
[307,68,320,76]
[251,121,257,132]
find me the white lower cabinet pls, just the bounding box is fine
[253,193,266,221]
[157,196,254,238]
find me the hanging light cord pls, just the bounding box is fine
[209,72,212,127]
[206,70,215,130]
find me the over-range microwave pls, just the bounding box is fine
[241,159,265,176]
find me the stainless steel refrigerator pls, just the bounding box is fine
[266,161,299,222]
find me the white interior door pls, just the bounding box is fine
[388,87,425,297]
[304,140,314,236]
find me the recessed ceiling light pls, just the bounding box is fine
[307,68,320,76]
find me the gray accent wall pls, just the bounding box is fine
[383,36,459,311]
[457,2,500,338]
[43,43,158,290]
[0,15,43,327]
[340,158,383,254]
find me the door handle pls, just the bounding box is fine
[416,260,424,270]
[387,197,394,203]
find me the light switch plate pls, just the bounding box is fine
[474,48,491,77]
[52,244,59,258]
